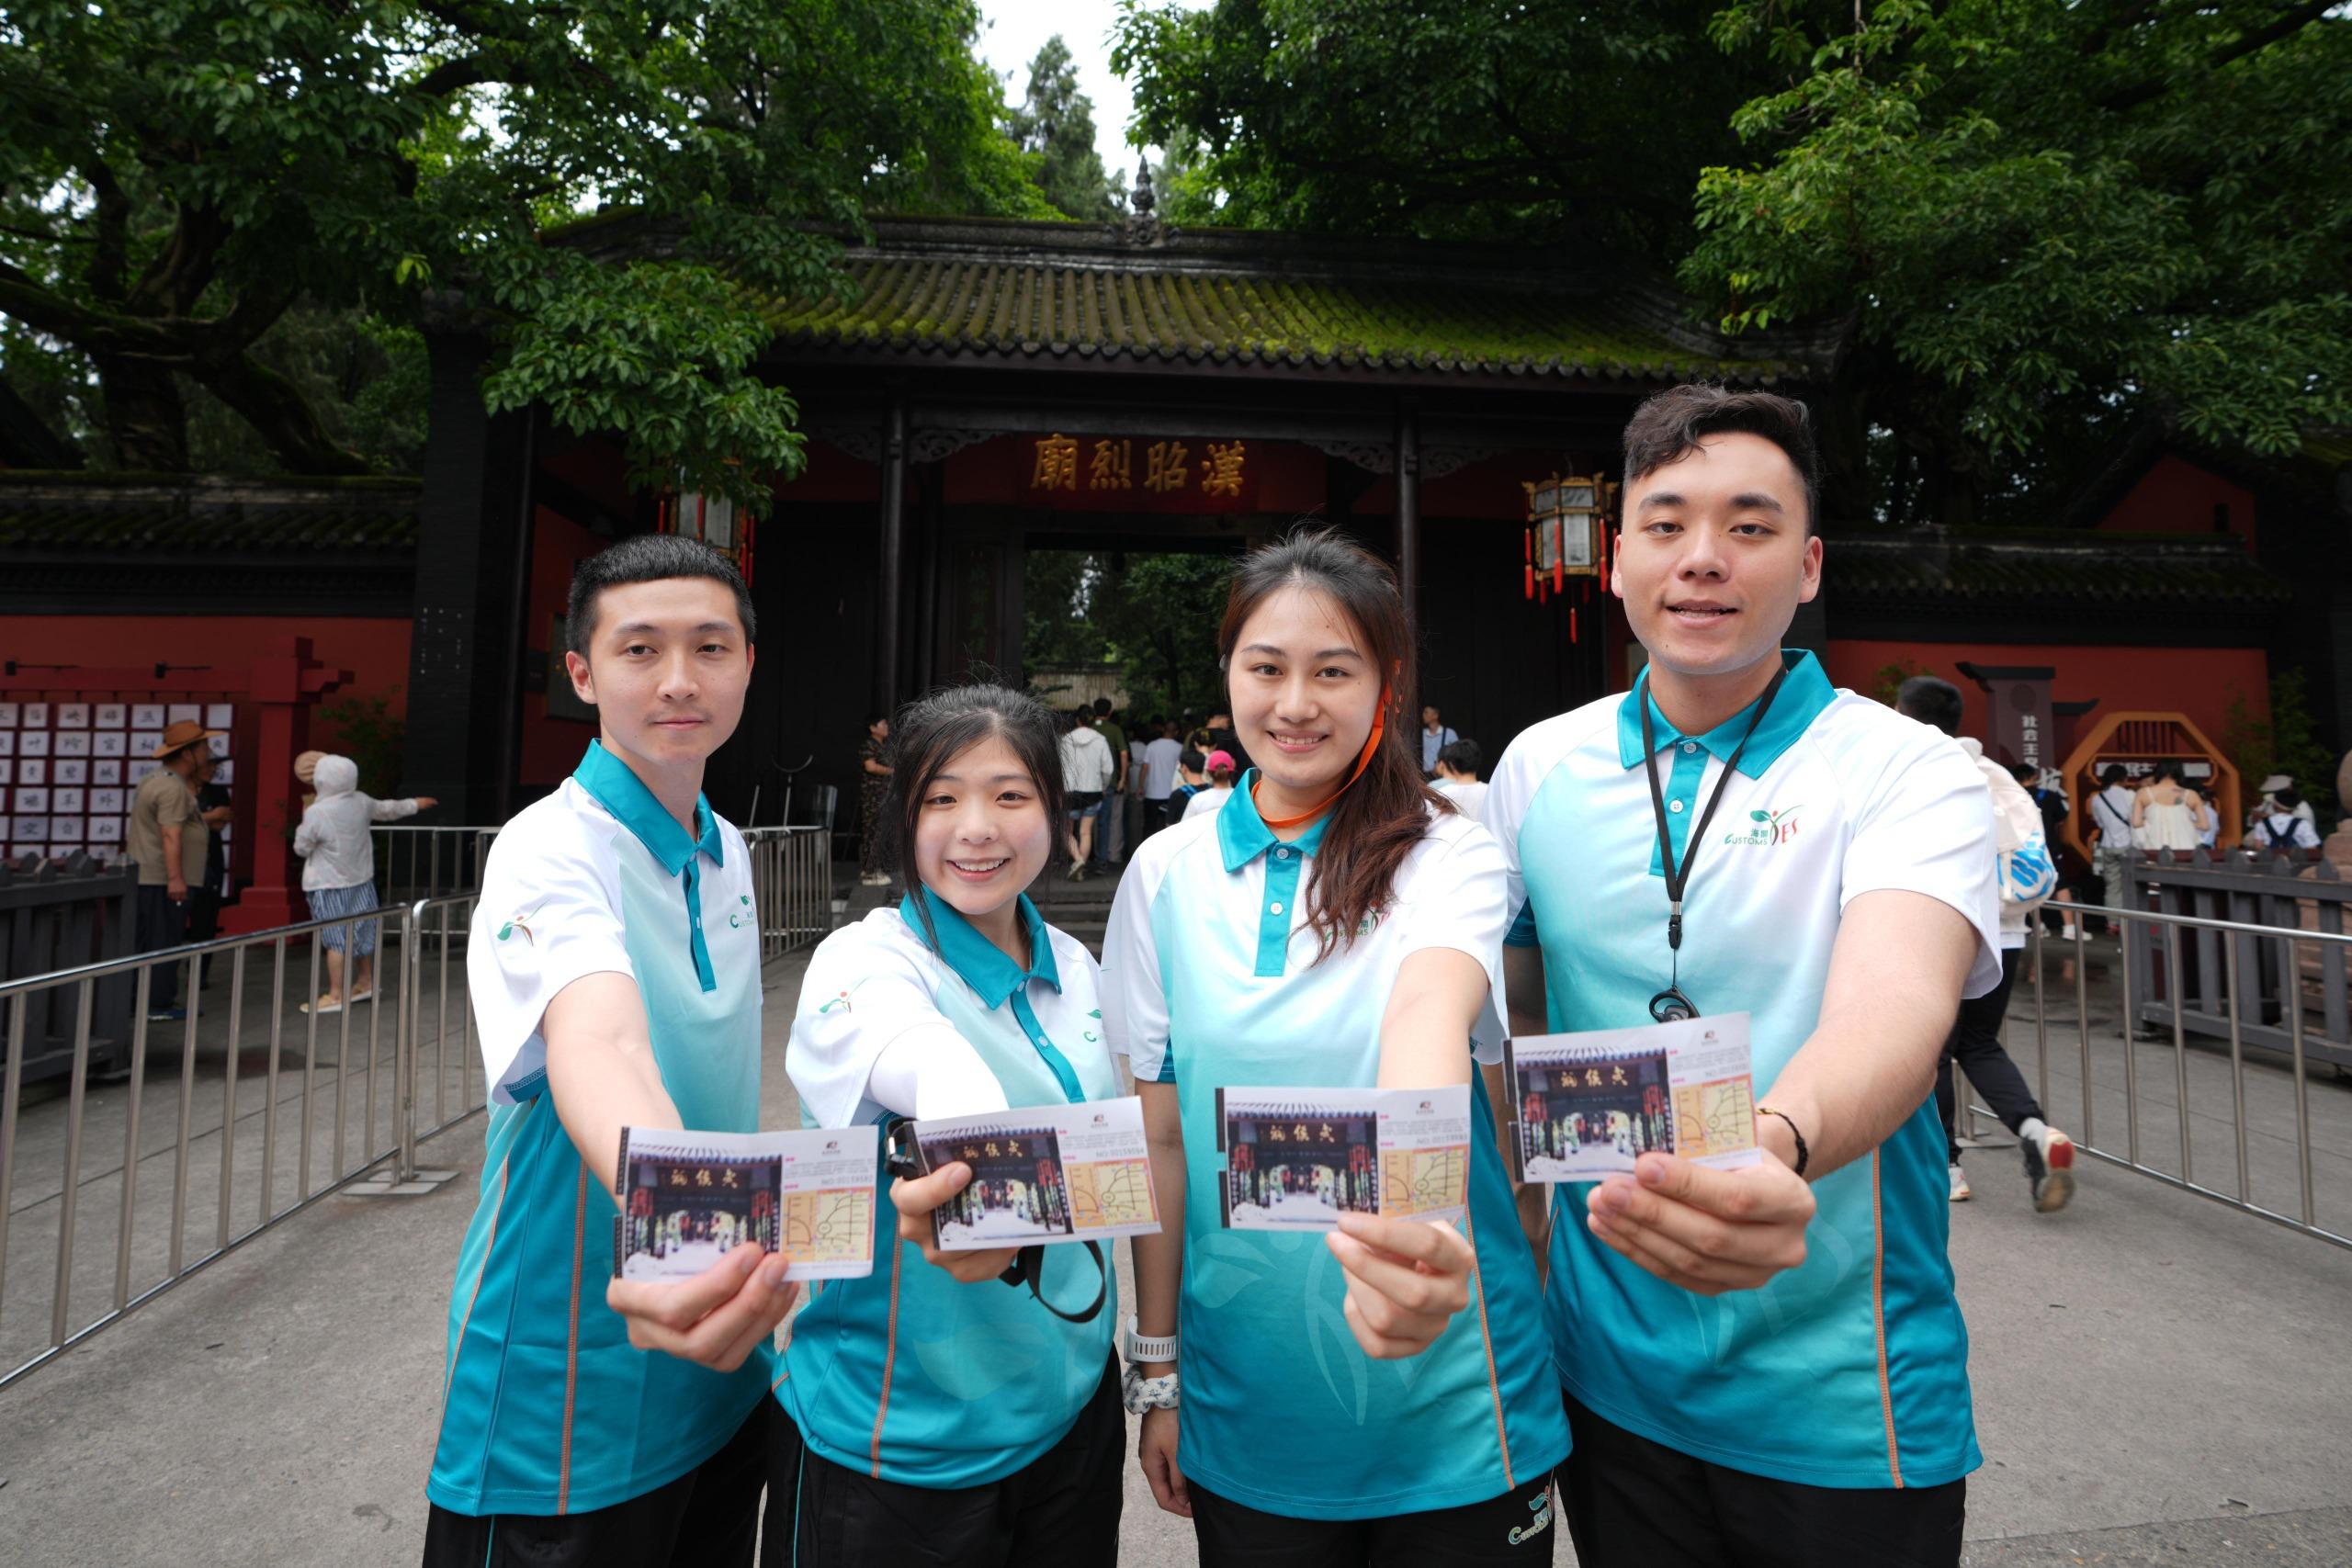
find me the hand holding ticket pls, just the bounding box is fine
[1503,1013,1763,1182]
[612,1125,878,1283]
[904,1096,1162,1251]
[1215,1084,1473,1229]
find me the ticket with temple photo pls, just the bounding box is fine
[1213,1083,1472,1230]
[1503,1012,1763,1181]
[910,1096,1162,1250]
[612,1124,878,1282]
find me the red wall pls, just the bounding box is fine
[2,615,414,750]
[2097,455,2256,549]
[1822,637,2269,760]
[519,505,606,787]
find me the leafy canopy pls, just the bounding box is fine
[0,0,1044,504]
[1007,36,1128,220]
[1114,0,2352,523]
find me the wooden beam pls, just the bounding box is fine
[876,396,907,711]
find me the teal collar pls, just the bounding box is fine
[899,886,1061,1009]
[572,739,723,874]
[1216,770,1332,872]
[1615,650,1836,778]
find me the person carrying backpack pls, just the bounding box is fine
[2253,788,2323,853]
[1896,678,2077,1212]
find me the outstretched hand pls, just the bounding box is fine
[1584,1149,1814,1296]
[1326,1212,1475,1359]
[891,1161,1020,1283]
[605,1241,797,1371]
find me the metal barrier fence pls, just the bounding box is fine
[370,825,501,905]
[0,828,832,1390]
[2001,898,2351,1251]
[741,827,833,959]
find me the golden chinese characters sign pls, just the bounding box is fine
[1022,433,1259,512]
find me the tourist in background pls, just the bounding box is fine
[127,719,218,1022]
[1430,739,1487,823]
[858,712,892,887]
[2132,760,2211,852]
[1419,704,1457,777]
[1140,718,1183,839]
[1059,705,1114,880]
[1092,695,1130,869]
[2087,763,2136,923]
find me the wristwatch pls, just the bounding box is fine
[1118,1314,1177,1365]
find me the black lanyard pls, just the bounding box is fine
[1639,668,1787,1018]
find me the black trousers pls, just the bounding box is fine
[1934,946,2045,1164]
[1190,1471,1558,1566]
[763,1357,1124,1567]
[420,1399,765,1568]
[1557,1393,1964,1568]
[133,884,189,1011]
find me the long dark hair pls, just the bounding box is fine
[886,683,1067,953]
[1218,528,1446,961]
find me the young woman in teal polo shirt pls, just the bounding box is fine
[769,684,1125,1566]
[1104,532,1569,1563]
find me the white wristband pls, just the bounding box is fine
[1120,1313,1178,1364]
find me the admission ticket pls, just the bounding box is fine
[1503,1012,1763,1181]
[1213,1083,1473,1230]
[910,1096,1162,1251]
[612,1124,878,1283]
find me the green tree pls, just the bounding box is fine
[1683,1,2352,525]
[1114,1,2352,525]
[1007,36,1127,220]
[1022,548,1235,717]
[0,0,1044,504]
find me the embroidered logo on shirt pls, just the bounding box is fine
[495,904,546,944]
[729,894,752,929]
[1084,1007,1102,1043]
[817,990,854,1014]
[1723,806,1801,848]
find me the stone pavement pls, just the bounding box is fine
[2,937,2349,1566]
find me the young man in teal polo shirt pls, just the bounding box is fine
[1487,386,2000,1567]
[424,535,796,1568]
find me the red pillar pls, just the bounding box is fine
[221,636,350,934]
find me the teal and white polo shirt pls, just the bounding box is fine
[779,889,1119,1490]
[1485,649,2000,1491]
[1102,782,1568,1519]
[429,740,768,1517]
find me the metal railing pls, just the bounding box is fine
[741,827,833,960]
[0,828,836,1391]
[2002,897,2351,1251]
[369,825,502,905]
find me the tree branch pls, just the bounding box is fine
[2098,0,2335,111]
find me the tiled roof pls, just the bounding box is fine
[764,217,1820,384]
[1826,528,2293,609]
[0,478,420,553]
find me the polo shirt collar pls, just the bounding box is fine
[1216,771,1332,872]
[572,739,723,874]
[1615,649,1837,779]
[899,886,1061,1009]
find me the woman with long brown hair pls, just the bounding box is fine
[1102,529,1567,1562]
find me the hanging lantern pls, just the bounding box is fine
[662,462,757,586]
[1521,470,1607,604]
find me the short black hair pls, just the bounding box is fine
[1894,675,1965,737]
[2099,763,2129,786]
[1622,384,1822,534]
[2274,787,2304,811]
[888,684,1066,952]
[567,535,755,658]
[1181,748,1207,773]
[1092,696,1114,716]
[2008,761,2036,784]
[1436,739,1484,778]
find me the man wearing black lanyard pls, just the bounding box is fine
[1485,385,2001,1568]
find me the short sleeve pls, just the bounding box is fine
[1482,732,1541,949]
[466,817,637,1104]
[1392,822,1511,1063]
[1100,856,1173,1084]
[788,924,994,1128]
[1838,731,2003,998]
[156,779,198,829]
